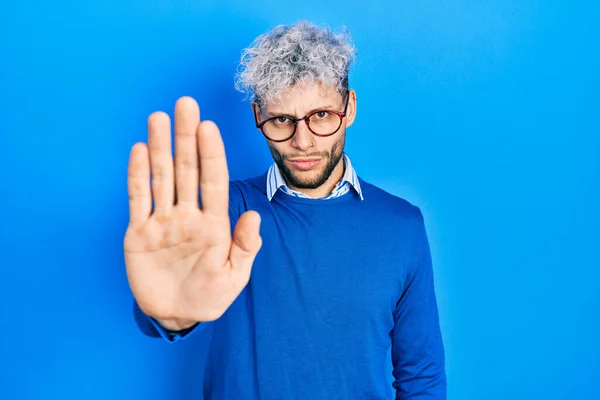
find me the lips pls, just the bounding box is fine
[288,158,321,171]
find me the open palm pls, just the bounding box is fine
[124,97,262,331]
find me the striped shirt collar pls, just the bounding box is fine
[266,153,364,201]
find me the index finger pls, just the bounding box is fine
[196,120,229,217]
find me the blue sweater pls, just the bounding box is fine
[133,172,446,399]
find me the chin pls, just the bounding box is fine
[287,169,330,190]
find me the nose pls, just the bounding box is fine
[290,119,314,151]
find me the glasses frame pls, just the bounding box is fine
[254,90,350,143]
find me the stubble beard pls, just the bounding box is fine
[269,134,345,190]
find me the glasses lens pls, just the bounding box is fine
[307,111,342,135]
[262,117,295,141]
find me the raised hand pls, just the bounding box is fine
[124,97,262,331]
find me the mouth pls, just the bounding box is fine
[287,157,322,171]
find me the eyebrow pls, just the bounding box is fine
[265,104,336,118]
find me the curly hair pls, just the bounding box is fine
[234,20,356,106]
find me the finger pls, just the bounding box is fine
[229,211,262,272]
[174,97,201,208]
[127,142,152,225]
[148,111,174,216]
[197,120,229,217]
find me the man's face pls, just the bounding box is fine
[254,83,356,191]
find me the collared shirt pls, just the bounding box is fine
[266,153,364,201]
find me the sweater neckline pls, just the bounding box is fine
[270,187,363,206]
[244,172,368,206]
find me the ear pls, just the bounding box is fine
[251,101,261,126]
[345,89,357,128]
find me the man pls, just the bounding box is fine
[125,20,446,399]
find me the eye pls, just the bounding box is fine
[275,116,290,124]
[315,111,329,119]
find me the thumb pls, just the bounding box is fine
[229,210,262,272]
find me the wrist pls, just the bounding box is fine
[154,317,197,332]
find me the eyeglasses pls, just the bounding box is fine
[254,91,350,142]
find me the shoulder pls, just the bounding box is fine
[358,178,430,277]
[229,173,268,201]
[358,177,425,224]
[226,173,269,219]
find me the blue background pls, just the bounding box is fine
[1,1,598,399]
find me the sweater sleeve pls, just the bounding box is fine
[132,299,203,343]
[391,208,447,399]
